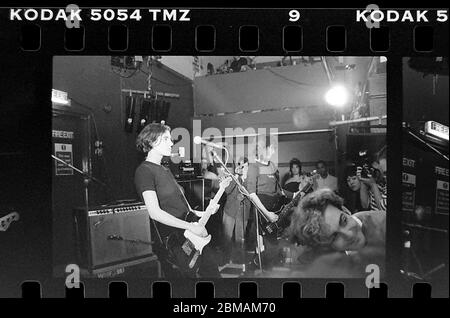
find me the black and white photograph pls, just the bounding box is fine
[0,3,449,301]
[51,56,387,279]
[401,57,448,284]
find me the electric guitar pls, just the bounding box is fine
[260,175,315,239]
[0,212,20,232]
[166,176,232,274]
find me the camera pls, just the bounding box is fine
[360,164,377,179]
[358,150,378,179]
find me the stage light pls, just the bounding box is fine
[324,84,349,108]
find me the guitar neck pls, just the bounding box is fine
[198,186,226,226]
[277,184,310,221]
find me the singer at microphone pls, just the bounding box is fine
[134,123,221,278]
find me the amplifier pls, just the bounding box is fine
[73,202,153,271]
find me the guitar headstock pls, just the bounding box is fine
[0,212,20,232]
[302,170,318,184]
[309,169,319,179]
[299,175,312,185]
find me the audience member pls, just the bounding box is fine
[313,160,338,193]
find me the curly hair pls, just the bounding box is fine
[136,123,171,153]
[289,158,302,176]
[287,188,345,249]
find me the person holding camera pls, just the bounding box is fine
[343,164,364,213]
[357,146,387,212]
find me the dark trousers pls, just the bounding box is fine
[245,194,284,251]
[197,245,221,278]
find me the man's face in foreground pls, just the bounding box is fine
[322,205,366,251]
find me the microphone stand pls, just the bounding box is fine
[52,154,107,270]
[52,154,107,212]
[400,228,447,282]
[210,149,265,273]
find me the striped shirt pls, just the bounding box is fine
[369,183,387,212]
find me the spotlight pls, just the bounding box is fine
[324,84,349,107]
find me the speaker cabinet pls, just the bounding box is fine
[178,179,205,210]
[73,203,153,271]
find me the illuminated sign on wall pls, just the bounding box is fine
[425,121,449,141]
[52,89,71,106]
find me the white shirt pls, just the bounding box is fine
[314,174,338,192]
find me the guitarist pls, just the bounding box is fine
[222,157,251,265]
[247,136,282,225]
[135,123,221,278]
[246,136,315,268]
[245,136,283,266]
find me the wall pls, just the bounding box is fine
[194,62,330,116]
[193,61,339,182]
[403,58,449,125]
[160,56,198,80]
[53,56,194,202]
[402,58,449,278]
[160,56,289,79]
[192,57,384,188]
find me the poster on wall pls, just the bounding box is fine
[436,179,449,215]
[54,143,73,176]
[402,172,416,213]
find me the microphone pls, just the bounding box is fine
[193,136,227,149]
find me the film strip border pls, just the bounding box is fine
[0,8,448,55]
[0,8,448,299]
[16,279,437,298]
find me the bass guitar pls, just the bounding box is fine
[166,176,232,274]
[260,175,315,239]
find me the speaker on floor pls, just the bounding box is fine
[73,203,153,271]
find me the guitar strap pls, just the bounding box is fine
[150,217,166,246]
[275,173,287,198]
[176,184,195,215]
